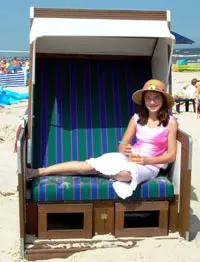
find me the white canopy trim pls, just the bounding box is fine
[30,17,175,91]
[30,18,173,44]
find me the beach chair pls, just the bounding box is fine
[17,8,192,261]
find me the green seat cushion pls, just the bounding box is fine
[31,175,174,202]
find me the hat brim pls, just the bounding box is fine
[132,89,174,109]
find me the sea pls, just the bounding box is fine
[1,48,200,64]
[172,48,200,64]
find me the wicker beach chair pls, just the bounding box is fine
[17,8,193,261]
[17,56,192,260]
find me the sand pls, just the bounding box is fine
[0,72,200,262]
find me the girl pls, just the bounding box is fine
[27,79,178,199]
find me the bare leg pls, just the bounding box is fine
[26,161,95,180]
[26,162,132,184]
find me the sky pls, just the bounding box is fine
[1,0,200,52]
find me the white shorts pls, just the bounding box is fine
[86,152,159,199]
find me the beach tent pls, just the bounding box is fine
[177,59,188,66]
[171,31,195,44]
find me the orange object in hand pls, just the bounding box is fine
[129,147,140,162]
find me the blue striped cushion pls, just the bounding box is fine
[31,175,174,201]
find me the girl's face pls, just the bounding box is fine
[144,91,163,113]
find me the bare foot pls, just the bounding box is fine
[26,168,39,180]
[114,171,132,182]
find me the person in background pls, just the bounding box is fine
[6,60,10,69]
[7,57,22,73]
[195,82,200,117]
[182,78,199,99]
[172,78,199,115]
[0,61,2,74]
[0,60,7,74]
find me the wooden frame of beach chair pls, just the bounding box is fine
[16,8,192,261]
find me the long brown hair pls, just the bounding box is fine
[137,92,169,127]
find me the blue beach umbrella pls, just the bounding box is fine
[171,31,195,44]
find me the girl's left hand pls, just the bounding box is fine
[134,156,149,165]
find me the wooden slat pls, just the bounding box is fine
[177,130,192,239]
[159,206,169,231]
[168,196,178,233]
[116,201,168,212]
[115,227,168,237]
[26,238,137,246]
[38,204,93,239]
[25,239,136,261]
[33,8,167,20]
[25,249,79,261]
[18,160,25,239]
[17,128,26,258]
[93,201,114,235]
[115,201,169,237]
[26,202,38,236]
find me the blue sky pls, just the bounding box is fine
[1,0,199,51]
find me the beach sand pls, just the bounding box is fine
[0,72,200,262]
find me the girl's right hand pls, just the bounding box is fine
[119,144,132,157]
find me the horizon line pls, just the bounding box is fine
[0,50,29,53]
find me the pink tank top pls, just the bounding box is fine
[133,114,173,170]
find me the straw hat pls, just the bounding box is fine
[132,79,174,109]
